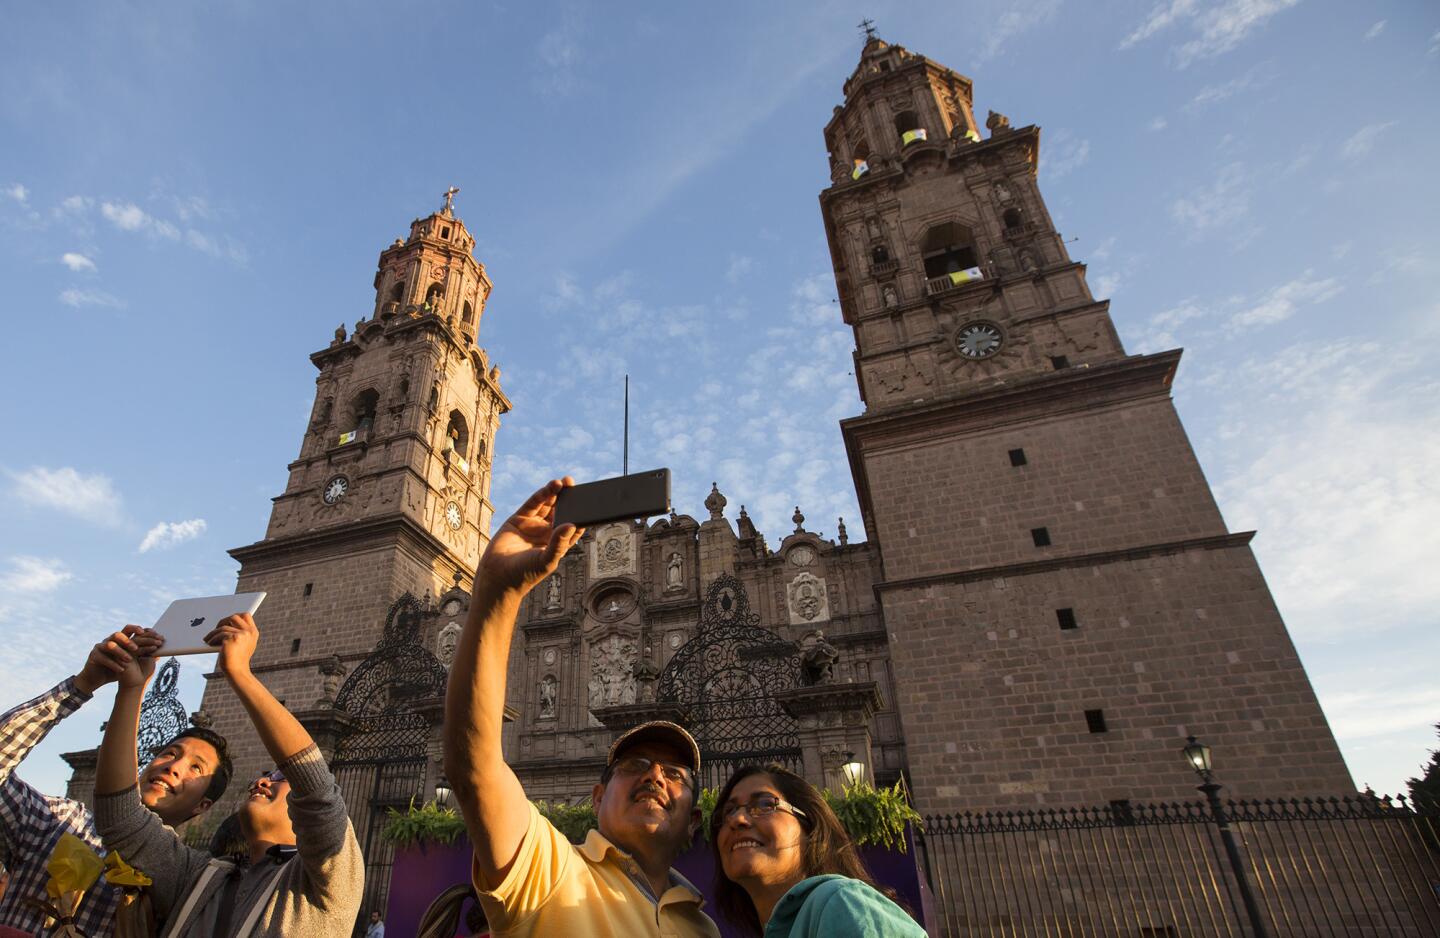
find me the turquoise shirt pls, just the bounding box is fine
[764,874,926,938]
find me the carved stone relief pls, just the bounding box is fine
[787,572,831,625]
[589,523,636,578]
[665,552,684,592]
[539,674,558,719]
[436,622,462,667]
[587,634,638,713]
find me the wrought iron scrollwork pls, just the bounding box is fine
[656,574,803,786]
[137,658,187,766]
[333,592,448,763]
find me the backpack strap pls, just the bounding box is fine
[230,859,291,938]
[160,859,234,938]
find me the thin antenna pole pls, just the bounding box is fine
[623,375,629,476]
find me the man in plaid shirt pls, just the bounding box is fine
[0,626,232,936]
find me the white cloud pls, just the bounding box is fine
[1363,20,1386,41]
[725,255,754,285]
[100,201,150,231]
[1121,0,1301,67]
[1340,121,1398,161]
[138,518,207,553]
[4,183,28,204]
[7,466,124,525]
[1041,130,1090,180]
[58,195,92,214]
[0,556,73,593]
[535,8,583,95]
[1169,162,1251,234]
[1431,30,1440,57]
[1148,116,1168,131]
[1225,272,1341,331]
[1186,63,1270,110]
[978,0,1063,62]
[59,287,124,308]
[61,252,96,272]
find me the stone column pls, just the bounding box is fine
[775,682,883,790]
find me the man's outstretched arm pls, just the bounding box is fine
[444,478,584,889]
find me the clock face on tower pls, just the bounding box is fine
[954,321,1004,360]
[322,475,349,504]
[445,501,463,530]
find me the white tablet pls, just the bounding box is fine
[151,592,267,656]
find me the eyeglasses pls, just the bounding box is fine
[720,795,807,823]
[611,756,693,787]
[257,769,285,784]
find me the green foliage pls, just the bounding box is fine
[822,780,922,852]
[534,800,598,843]
[381,780,921,854]
[1408,722,1440,807]
[380,799,465,848]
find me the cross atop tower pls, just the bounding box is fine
[442,185,460,215]
[858,18,877,41]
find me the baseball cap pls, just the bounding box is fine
[606,721,701,779]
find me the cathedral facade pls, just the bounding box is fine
[66,35,1355,920]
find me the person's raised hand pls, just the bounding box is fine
[76,626,165,694]
[477,478,585,599]
[203,613,260,679]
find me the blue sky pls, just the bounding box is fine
[2,0,1437,800]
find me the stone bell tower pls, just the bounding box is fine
[823,38,1353,811]
[194,191,511,816]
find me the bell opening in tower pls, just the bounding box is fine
[920,221,978,279]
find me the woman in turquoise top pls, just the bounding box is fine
[709,764,926,937]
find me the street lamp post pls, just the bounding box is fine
[1183,736,1271,938]
[841,750,865,787]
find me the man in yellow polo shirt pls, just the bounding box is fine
[443,478,722,938]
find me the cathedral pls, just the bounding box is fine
[65,35,1354,920]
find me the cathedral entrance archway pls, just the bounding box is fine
[330,593,447,922]
[656,574,804,791]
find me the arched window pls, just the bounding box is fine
[462,301,474,326]
[919,222,979,279]
[871,245,890,264]
[894,110,925,145]
[388,280,405,305]
[398,377,410,398]
[446,410,470,461]
[850,139,871,179]
[1003,208,1024,232]
[425,283,444,310]
[352,389,379,432]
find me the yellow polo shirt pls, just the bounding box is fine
[472,803,721,938]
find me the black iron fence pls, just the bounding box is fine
[917,794,1440,937]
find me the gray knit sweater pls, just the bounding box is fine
[94,745,364,938]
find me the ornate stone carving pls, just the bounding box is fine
[704,482,728,520]
[317,654,347,706]
[539,674,558,719]
[788,545,816,567]
[665,551,684,591]
[436,622,462,668]
[544,573,562,610]
[589,523,636,577]
[587,634,637,711]
[787,572,831,625]
[799,629,840,685]
[986,110,1011,135]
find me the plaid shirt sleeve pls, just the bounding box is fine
[0,677,92,849]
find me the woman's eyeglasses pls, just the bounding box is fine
[720,794,807,822]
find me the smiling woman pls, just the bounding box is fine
[709,765,924,937]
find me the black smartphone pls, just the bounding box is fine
[553,469,671,528]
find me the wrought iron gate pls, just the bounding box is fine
[330,593,447,923]
[656,574,804,791]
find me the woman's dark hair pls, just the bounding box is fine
[708,764,883,936]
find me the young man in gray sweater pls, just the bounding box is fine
[94,613,364,937]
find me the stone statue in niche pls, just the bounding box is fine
[665,552,684,591]
[993,180,1012,203]
[436,622,462,668]
[587,634,637,710]
[539,675,558,719]
[799,629,840,686]
[544,574,562,610]
[866,217,882,241]
[882,285,899,308]
[1020,248,1039,272]
[317,655,347,706]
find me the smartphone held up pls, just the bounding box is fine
[553,469,671,528]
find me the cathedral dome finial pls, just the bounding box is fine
[705,482,727,520]
[442,185,460,216]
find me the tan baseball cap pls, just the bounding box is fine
[606,720,701,779]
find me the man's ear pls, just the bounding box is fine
[688,807,702,839]
[191,796,214,821]
[591,782,606,812]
